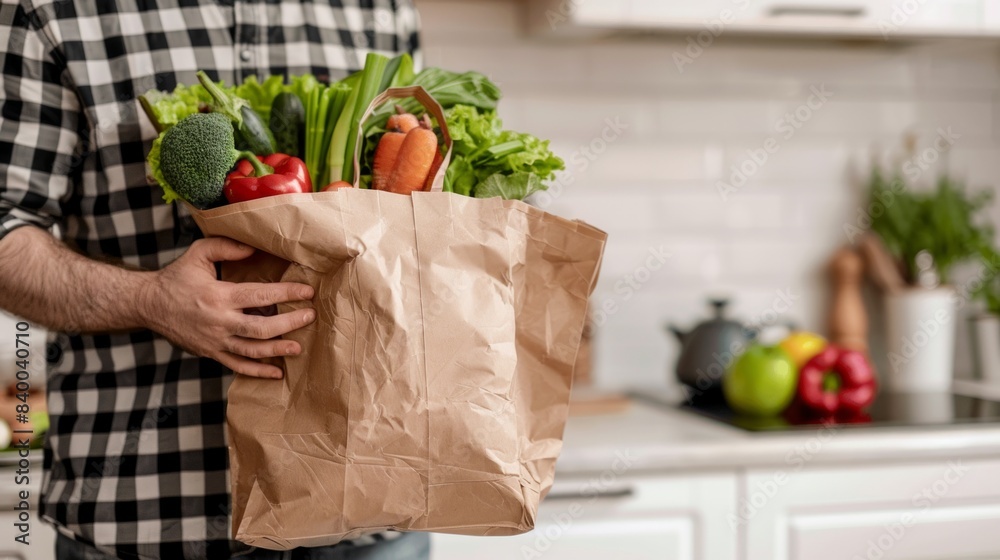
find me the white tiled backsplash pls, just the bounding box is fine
[419,0,1000,389]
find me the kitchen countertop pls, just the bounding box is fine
[555,396,1000,475]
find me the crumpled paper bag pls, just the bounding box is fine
[189,189,606,549]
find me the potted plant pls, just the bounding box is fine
[972,267,1000,384]
[867,169,995,392]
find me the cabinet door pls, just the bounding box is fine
[432,473,737,560]
[744,457,1000,560]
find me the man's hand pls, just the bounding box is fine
[145,237,316,379]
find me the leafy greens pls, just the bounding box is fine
[443,104,564,198]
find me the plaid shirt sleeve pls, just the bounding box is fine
[0,3,85,242]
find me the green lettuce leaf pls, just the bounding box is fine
[443,156,477,196]
[231,75,285,122]
[145,133,182,204]
[441,104,564,199]
[413,68,501,111]
[139,85,212,131]
[368,67,502,129]
[474,172,546,200]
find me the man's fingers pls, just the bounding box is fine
[216,352,284,379]
[229,282,315,309]
[232,308,317,340]
[192,237,255,264]
[225,337,301,359]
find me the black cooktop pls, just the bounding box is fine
[667,390,1000,432]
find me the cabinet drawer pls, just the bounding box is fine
[432,517,694,560]
[745,457,1000,560]
[432,473,737,560]
[790,503,1000,560]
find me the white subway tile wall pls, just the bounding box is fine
[418,0,1000,389]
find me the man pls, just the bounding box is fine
[0,1,429,558]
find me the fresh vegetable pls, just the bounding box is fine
[139,85,212,133]
[270,92,305,157]
[322,181,354,191]
[304,82,352,188]
[723,345,798,417]
[797,345,877,415]
[379,54,416,93]
[144,62,563,204]
[382,115,438,195]
[387,106,420,133]
[474,172,545,200]
[442,104,563,199]
[230,74,315,123]
[158,112,249,208]
[140,74,318,133]
[372,110,427,193]
[372,128,406,191]
[779,332,827,368]
[196,71,275,156]
[328,53,390,184]
[145,136,171,202]
[369,67,502,127]
[224,153,311,204]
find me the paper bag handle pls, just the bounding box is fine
[352,86,453,192]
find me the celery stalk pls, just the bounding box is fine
[325,89,358,186]
[327,53,389,184]
[318,84,351,186]
[305,86,323,187]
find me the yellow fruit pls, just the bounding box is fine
[779,332,827,368]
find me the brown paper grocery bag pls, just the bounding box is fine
[188,88,607,549]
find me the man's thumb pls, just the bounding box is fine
[192,237,255,264]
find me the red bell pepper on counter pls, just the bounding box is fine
[224,153,312,203]
[797,345,877,414]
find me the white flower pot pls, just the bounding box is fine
[970,314,1000,384]
[884,287,957,392]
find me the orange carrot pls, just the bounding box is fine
[372,130,406,191]
[388,117,438,195]
[387,105,419,133]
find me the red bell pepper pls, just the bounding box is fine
[224,153,311,204]
[797,345,877,414]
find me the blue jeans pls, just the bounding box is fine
[55,533,431,560]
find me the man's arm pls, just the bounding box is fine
[0,7,315,378]
[0,226,315,378]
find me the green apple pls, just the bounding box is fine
[723,344,797,417]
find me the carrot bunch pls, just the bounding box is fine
[372,106,443,195]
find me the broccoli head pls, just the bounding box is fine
[159,112,240,208]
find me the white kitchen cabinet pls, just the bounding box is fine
[744,457,1000,560]
[529,0,1000,39]
[431,473,738,560]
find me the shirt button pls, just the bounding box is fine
[240,49,252,62]
[46,342,63,365]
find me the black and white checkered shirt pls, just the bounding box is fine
[0,1,420,558]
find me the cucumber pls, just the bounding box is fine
[235,106,275,156]
[270,92,305,157]
[195,71,274,156]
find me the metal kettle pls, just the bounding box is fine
[667,299,759,396]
